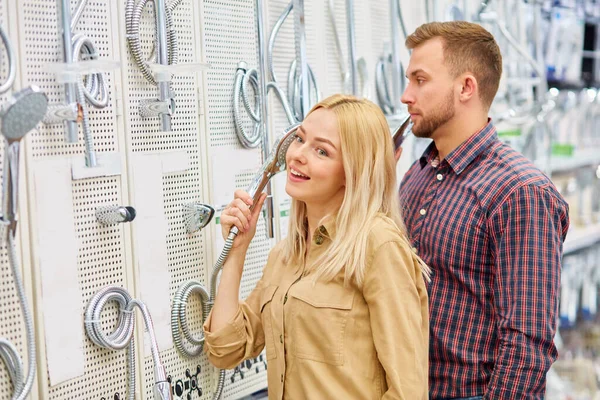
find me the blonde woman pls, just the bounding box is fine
[204,94,430,399]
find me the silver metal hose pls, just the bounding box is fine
[125,0,179,86]
[233,62,261,148]
[0,25,16,95]
[0,234,36,400]
[0,86,47,400]
[171,280,209,358]
[84,286,172,400]
[268,1,319,121]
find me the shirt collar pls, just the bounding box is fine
[419,120,497,175]
[312,215,337,246]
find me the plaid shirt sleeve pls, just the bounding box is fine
[486,184,568,399]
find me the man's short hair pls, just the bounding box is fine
[406,21,503,109]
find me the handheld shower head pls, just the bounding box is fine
[0,86,48,237]
[246,122,300,208]
[1,86,48,141]
[391,115,413,151]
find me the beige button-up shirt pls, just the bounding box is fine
[204,215,429,399]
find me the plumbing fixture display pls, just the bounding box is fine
[0,86,48,400]
[0,25,16,95]
[376,0,410,117]
[202,123,299,400]
[171,280,210,358]
[126,0,180,131]
[46,0,113,168]
[233,0,318,151]
[96,205,137,225]
[183,202,214,234]
[84,285,173,400]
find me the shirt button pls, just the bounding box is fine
[280,334,283,343]
[319,225,327,234]
[437,174,443,181]
[315,235,324,245]
[419,209,427,216]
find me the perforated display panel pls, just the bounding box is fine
[115,0,214,399]
[0,1,398,399]
[17,1,131,399]
[0,1,23,398]
[203,1,273,397]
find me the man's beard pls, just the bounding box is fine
[411,90,455,138]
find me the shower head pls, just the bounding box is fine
[0,86,48,237]
[246,122,300,208]
[391,115,413,151]
[1,86,48,142]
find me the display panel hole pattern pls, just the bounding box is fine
[24,0,118,158]
[203,1,275,397]
[0,1,22,398]
[1,0,392,399]
[118,0,213,399]
[19,0,128,399]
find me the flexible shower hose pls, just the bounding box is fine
[269,2,319,121]
[233,1,317,148]
[171,234,237,400]
[125,0,181,86]
[85,286,171,400]
[71,32,110,167]
[0,234,36,400]
[232,63,297,148]
[0,25,16,95]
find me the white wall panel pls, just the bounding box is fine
[0,0,402,399]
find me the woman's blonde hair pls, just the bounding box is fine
[283,94,429,286]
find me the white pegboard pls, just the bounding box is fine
[0,1,400,399]
[115,0,214,398]
[0,0,24,398]
[202,0,272,397]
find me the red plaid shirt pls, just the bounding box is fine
[399,121,569,399]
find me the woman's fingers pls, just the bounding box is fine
[250,193,268,224]
[234,189,254,207]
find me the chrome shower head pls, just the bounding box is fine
[391,115,413,151]
[1,86,48,236]
[246,122,300,207]
[1,86,48,141]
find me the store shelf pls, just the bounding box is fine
[564,223,600,255]
[549,147,600,173]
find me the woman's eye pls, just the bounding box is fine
[295,135,303,143]
[317,148,328,157]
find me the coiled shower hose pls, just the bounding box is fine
[71,31,110,167]
[171,231,239,400]
[0,234,36,400]
[233,1,318,149]
[125,0,181,86]
[171,276,226,400]
[85,286,171,400]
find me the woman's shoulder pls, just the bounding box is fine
[367,213,408,247]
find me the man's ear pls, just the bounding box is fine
[459,74,478,103]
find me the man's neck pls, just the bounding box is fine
[432,113,489,161]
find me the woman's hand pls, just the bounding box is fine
[220,190,268,251]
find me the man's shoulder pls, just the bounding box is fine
[474,142,563,210]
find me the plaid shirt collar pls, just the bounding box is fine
[419,119,497,175]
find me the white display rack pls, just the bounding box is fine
[550,147,600,174]
[563,223,600,255]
